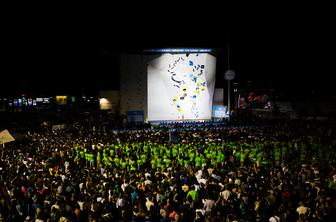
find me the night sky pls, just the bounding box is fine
[1,12,335,100]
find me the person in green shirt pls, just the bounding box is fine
[211,149,217,160]
[274,148,281,167]
[256,150,263,168]
[164,157,171,168]
[166,149,171,158]
[177,156,184,167]
[121,159,127,170]
[186,185,198,202]
[184,159,190,169]
[248,148,256,163]
[206,150,212,160]
[201,156,207,168]
[195,154,202,169]
[281,142,288,162]
[141,153,147,164]
[96,151,101,168]
[88,152,95,168]
[234,149,241,163]
[189,151,195,162]
[109,149,114,159]
[156,157,162,169]
[103,151,112,168]
[137,158,143,170]
[151,158,156,169]
[172,148,178,158]
[178,146,183,156]
[114,156,120,168]
[216,151,223,167]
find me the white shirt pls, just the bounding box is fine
[145,179,152,186]
[269,216,280,222]
[79,182,84,191]
[202,199,215,212]
[145,198,154,211]
[77,201,84,211]
[195,170,202,181]
[220,189,232,201]
[57,185,63,194]
[116,197,125,208]
[198,178,207,186]
[64,161,70,170]
[145,172,151,178]
[121,183,128,192]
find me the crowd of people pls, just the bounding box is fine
[0,115,336,221]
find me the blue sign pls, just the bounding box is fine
[213,105,228,118]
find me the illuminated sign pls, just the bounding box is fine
[43,98,50,103]
[36,98,43,102]
[56,96,67,105]
[213,105,228,118]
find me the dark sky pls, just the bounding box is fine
[1,11,335,99]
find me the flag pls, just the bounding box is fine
[0,129,15,144]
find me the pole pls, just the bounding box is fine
[1,143,4,160]
[227,35,230,120]
[223,86,225,120]
[228,80,230,119]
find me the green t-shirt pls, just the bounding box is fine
[195,156,202,167]
[114,157,119,167]
[165,158,171,167]
[274,150,281,161]
[187,190,198,201]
